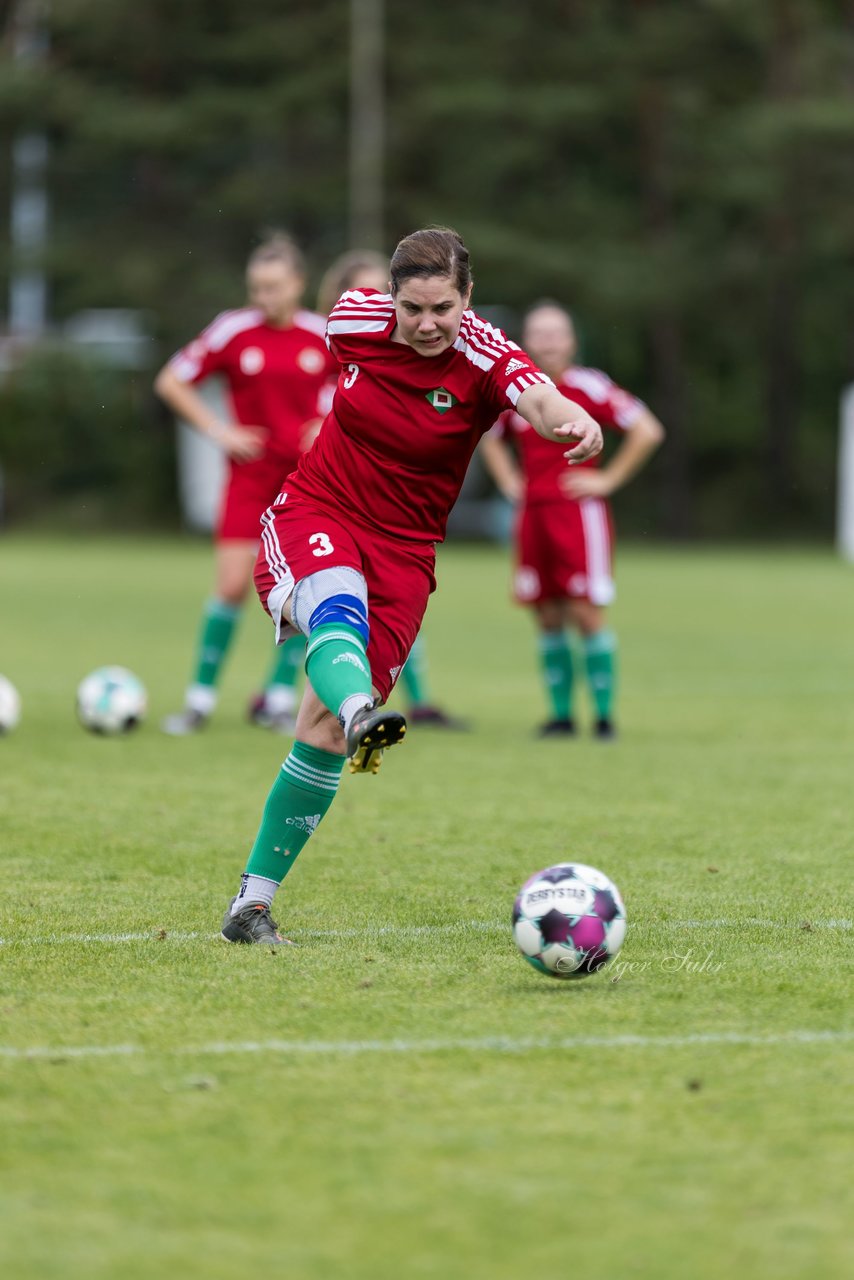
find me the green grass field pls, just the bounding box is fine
[1,533,852,1279]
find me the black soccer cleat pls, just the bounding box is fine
[593,717,617,740]
[221,899,294,946]
[346,701,407,775]
[537,717,577,738]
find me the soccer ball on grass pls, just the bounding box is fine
[77,666,147,734]
[512,862,626,979]
[0,675,22,733]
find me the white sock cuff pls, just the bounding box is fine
[186,684,218,715]
[339,694,373,736]
[232,874,279,913]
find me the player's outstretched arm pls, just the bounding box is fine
[516,384,603,464]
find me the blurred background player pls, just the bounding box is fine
[316,249,468,730]
[482,300,664,739]
[155,232,336,735]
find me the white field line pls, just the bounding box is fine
[0,917,850,947]
[0,1028,851,1064]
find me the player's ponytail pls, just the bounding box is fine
[390,227,472,298]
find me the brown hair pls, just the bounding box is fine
[247,231,305,276]
[389,227,472,297]
[316,249,389,316]
[522,298,574,329]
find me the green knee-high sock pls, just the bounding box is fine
[304,623,373,721]
[539,630,575,721]
[264,634,306,697]
[191,599,240,688]
[583,629,617,720]
[400,632,429,708]
[241,742,345,888]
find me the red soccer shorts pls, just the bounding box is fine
[216,456,294,542]
[514,497,615,607]
[254,492,437,702]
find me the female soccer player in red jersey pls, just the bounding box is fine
[221,228,603,945]
[316,249,469,731]
[155,233,336,736]
[482,301,664,739]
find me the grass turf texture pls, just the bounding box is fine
[1,533,852,1279]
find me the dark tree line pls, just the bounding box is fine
[1,0,852,535]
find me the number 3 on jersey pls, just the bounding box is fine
[343,363,359,389]
[309,532,334,557]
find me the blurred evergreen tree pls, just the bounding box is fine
[0,0,851,534]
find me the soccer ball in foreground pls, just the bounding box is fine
[512,862,627,979]
[0,675,22,733]
[77,666,147,734]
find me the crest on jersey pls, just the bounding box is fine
[425,387,457,414]
[298,347,325,374]
[240,346,265,375]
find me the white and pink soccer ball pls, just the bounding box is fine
[512,862,627,979]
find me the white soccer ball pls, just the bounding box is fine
[0,675,22,733]
[76,666,147,734]
[512,862,627,979]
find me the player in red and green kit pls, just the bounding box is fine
[155,233,336,735]
[221,228,604,945]
[482,301,664,739]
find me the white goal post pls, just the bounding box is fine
[175,378,227,533]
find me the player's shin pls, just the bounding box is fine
[263,633,306,714]
[305,623,374,731]
[230,742,345,913]
[584,629,617,720]
[399,633,429,707]
[539,630,575,721]
[188,598,241,711]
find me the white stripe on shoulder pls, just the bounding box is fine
[327,317,389,336]
[461,311,521,358]
[200,308,265,352]
[337,289,393,308]
[294,309,327,338]
[563,366,615,403]
[453,333,495,372]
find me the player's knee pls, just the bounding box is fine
[292,567,370,646]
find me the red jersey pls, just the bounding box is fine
[169,308,337,469]
[492,367,645,505]
[286,290,553,544]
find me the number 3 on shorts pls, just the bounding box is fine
[309,532,334,557]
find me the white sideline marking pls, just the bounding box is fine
[0,917,850,947]
[0,1028,851,1063]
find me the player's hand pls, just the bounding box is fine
[560,469,614,499]
[218,424,267,462]
[553,419,603,464]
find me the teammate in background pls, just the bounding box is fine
[481,301,664,739]
[222,227,603,945]
[315,249,468,730]
[155,233,336,736]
